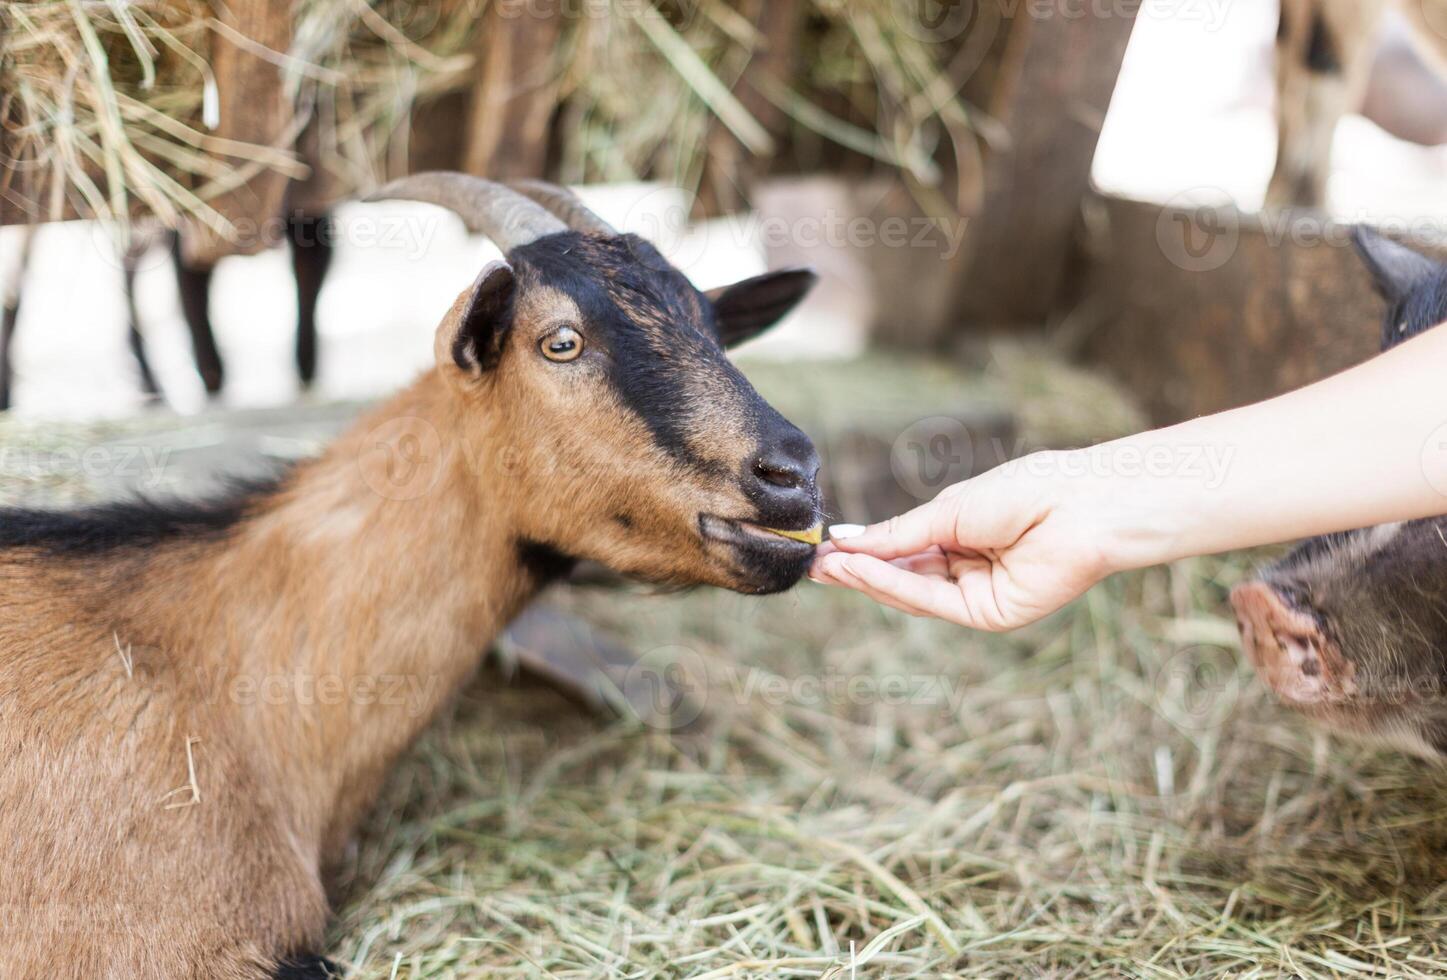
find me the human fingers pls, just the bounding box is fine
[824,495,961,562]
[818,553,978,626]
[811,553,939,618]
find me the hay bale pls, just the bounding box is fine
[2,0,980,263]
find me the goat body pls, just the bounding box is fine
[0,380,553,977]
[0,174,822,977]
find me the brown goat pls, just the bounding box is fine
[0,174,821,978]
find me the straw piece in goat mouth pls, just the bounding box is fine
[757,524,823,546]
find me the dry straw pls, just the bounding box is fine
[9,351,1446,976]
[1,0,976,237]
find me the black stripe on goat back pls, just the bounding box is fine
[0,475,286,557]
[273,954,339,980]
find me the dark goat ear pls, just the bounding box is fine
[706,267,818,348]
[443,260,515,376]
[1352,226,1439,303]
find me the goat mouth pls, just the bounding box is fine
[699,515,819,554]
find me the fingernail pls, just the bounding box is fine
[829,523,866,540]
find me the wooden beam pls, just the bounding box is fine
[1078,192,1421,424]
[954,6,1138,325]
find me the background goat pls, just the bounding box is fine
[0,213,331,412]
[0,173,820,978]
[1272,0,1447,206]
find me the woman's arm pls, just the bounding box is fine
[810,325,1447,630]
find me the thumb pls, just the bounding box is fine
[827,492,962,560]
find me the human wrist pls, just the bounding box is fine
[1038,442,1222,573]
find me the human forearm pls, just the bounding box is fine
[1089,325,1447,570]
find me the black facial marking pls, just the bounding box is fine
[508,233,779,473]
[516,538,577,584]
[613,513,634,529]
[1305,13,1340,74]
[0,475,287,558]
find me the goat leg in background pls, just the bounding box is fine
[1268,0,1384,208]
[121,244,164,404]
[0,228,34,412]
[287,213,333,389]
[171,233,226,395]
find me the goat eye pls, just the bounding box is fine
[540,326,584,362]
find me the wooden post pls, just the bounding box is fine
[1078,192,1407,423]
[953,3,1139,325]
[463,0,564,180]
[182,0,295,266]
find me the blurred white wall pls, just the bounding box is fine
[0,182,853,420]
[1093,0,1447,220]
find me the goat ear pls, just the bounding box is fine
[706,267,818,348]
[1352,226,1438,304]
[439,260,515,379]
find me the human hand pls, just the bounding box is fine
[808,451,1141,631]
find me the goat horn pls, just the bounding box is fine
[364,172,568,251]
[505,179,616,235]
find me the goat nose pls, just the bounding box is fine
[751,438,819,494]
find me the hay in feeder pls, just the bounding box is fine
[2,0,977,240]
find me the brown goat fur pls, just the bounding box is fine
[0,193,820,976]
